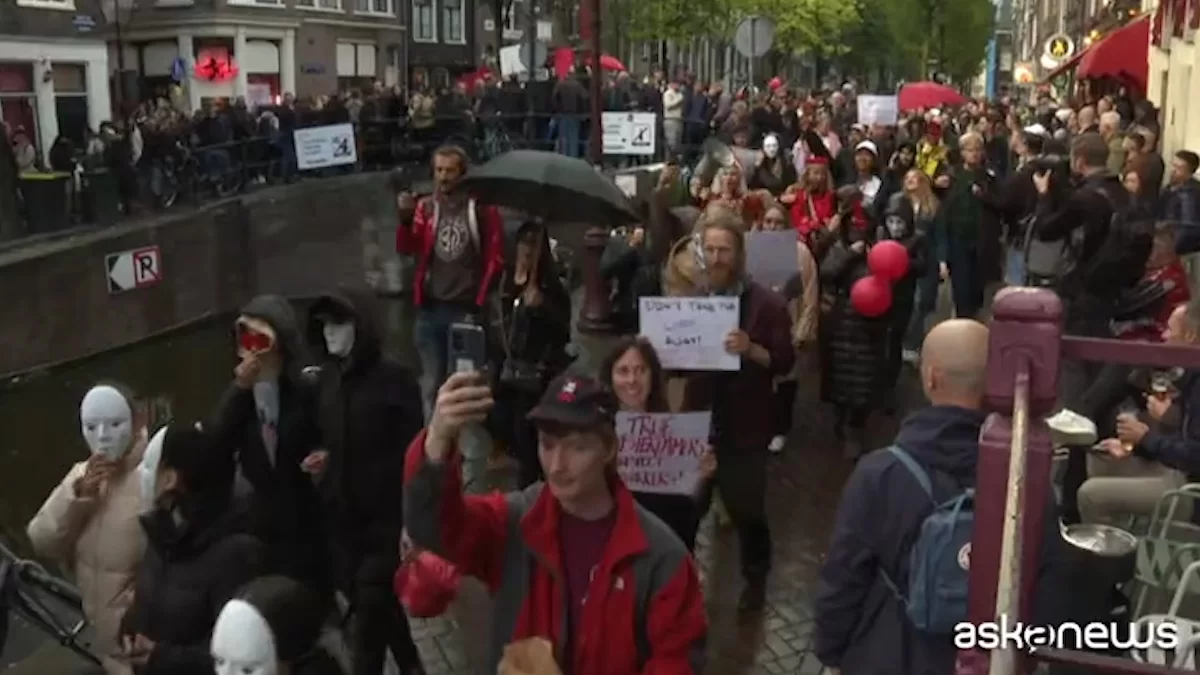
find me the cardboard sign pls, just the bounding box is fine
[857,95,899,126]
[639,297,740,371]
[616,412,711,495]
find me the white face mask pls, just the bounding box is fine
[80,386,133,460]
[322,321,355,358]
[886,215,908,239]
[762,136,779,159]
[211,599,278,675]
[138,426,167,509]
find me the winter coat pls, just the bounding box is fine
[816,233,888,409]
[306,288,425,592]
[403,434,708,675]
[814,406,1067,674]
[206,295,327,592]
[27,433,149,675]
[120,504,266,675]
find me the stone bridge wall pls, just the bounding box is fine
[0,173,399,377]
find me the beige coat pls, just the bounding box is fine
[27,434,148,675]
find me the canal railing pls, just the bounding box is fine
[967,286,1200,675]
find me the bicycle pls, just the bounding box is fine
[0,538,101,667]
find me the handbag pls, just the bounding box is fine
[392,532,461,618]
[493,292,545,392]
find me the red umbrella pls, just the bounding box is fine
[552,47,626,79]
[1078,14,1150,91]
[898,81,967,111]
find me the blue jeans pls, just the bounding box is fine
[413,303,491,494]
[1004,245,1026,286]
[555,115,581,158]
[904,266,941,351]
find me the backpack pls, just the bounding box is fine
[880,446,974,634]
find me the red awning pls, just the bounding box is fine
[1042,49,1087,82]
[1078,15,1151,91]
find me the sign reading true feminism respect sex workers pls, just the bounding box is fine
[616,411,711,496]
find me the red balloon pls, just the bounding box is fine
[867,240,910,282]
[850,275,893,317]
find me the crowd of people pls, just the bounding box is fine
[10,66,1200,675]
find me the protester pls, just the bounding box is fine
[599,337,717,549]
[211,575,345,675]
[206,295,329,596]
[27,384,148,675]
[403,372,707,674]
[814,319,1065,674]
[117,423,266,675]
[305,287,426,675]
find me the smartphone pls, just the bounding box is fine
[447,323,487,375]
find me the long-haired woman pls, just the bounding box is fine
[599,338,716,550]
[896,169,943,363]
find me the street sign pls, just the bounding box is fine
[734,16,775,58]
[601,112,656,156]
[1044,33,1075,62]
[106,245,162,294]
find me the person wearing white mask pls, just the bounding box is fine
[305,288,425,675]
[27,383,149,675]
[211,575,344,675]
[748,133,798,200]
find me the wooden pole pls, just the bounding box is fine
[989,365,1030,675]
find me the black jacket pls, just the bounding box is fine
[1034,172,1129,302]
[207,295,327,591]
[306,288,424,589]
[814,406,1066,675]
[121,504,266,675]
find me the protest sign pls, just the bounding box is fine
[639,297,740,371]
[857,95,899,126]
[616,411,711,495]
[746,230,800,289]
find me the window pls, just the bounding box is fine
[297,0,342,8]
[15,0,75,9]
[502,0,520,34]
[355,0,394,14]
[413,0,436,41]
[224,0,282,6]
[442,0,465,43]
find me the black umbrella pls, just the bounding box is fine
[462,150,638,226]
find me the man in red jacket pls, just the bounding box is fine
[395,144,504,493]
[403,371,708,675]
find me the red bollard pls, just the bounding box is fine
[961,288,1064,675]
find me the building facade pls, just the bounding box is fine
[111,0,474,109]
[407,0,476,87]
[1,0,111,163]
[1147,0,1200,158]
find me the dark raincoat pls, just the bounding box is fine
[814,406,1067,674]
[206,295,328,595]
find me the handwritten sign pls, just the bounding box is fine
[617,412,711,495]
[857,95,899,126]
[746,230,800,289]
[639,297,740,371]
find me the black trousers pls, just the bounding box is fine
[771,380,799,437]
[714,443,772,583]
[635,492,701,551]
[351,572,421,675]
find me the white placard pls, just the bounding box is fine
[602,111,656,156]
[639,296,740,371]
[617,412,711,496]
[857,95,899,126]
[294,123,358,171]
[613,173,636,198]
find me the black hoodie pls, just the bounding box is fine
[814,406,1067,675]
[306,287,424,588]
[206,295,327,593]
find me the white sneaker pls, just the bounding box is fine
[768,435,786,453]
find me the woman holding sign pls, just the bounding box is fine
[600,337,716,551]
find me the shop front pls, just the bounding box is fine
[0,38,109,165]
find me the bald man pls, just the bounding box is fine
[814,319,1066,675]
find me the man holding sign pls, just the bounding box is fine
[694,218,795,613]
